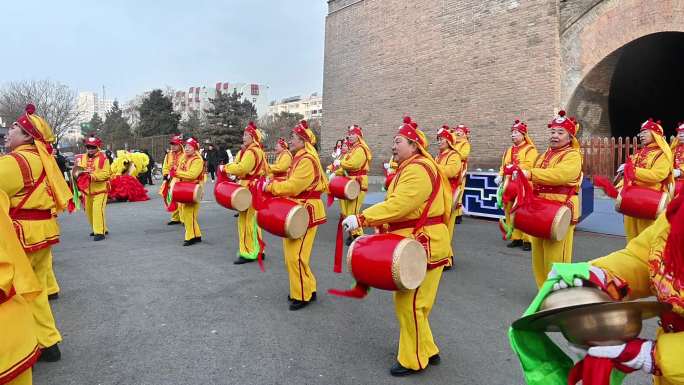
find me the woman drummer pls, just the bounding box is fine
[268,137,292,181]
[342,116,452,376]
[263,120,327,311]
[451,124,470,224]
[434,125,462,268]
[171,137,205,246]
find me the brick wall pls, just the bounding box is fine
[323,0,562,173]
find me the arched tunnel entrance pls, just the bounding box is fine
[568,32,684,138]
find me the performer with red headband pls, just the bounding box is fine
[342,116,452,376]
[619,119,673,242]
[268,137,292,181]
[520,110,582,288]
[451,124,471,224]
[334,125,372,245]
[171,137,205,246]
[671,123,684,197]
[222,121,267,264]
[75,135,111,241]
[435,125,463,268]
[161,134,184,225]
[264,120,327,310]
[0,104,73,362]
[497,120,538,251]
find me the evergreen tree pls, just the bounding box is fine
[204,90,257,150]
[84,112,104,136]
[259,111,304,149]
[137,89,180,137]
[101,101,131,141]
[179,109,206,139]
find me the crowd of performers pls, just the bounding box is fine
[3,101,684,385]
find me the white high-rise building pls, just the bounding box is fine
[267,93,322,121]
[77,91,114,123]
[172,82,270,119]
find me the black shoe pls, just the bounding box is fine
[455,216,462,224]
[389,362,420,377]
[288,292,316,302]
[193,237,202,243]
[289,300,310,311]
[522,242,532,251]
[39,344,61,362]
[443,265,452,271]
[234,256,255,265]
[93,234,105,241]
[233,213,239,218]
[167,220,181,225]
[48,293,59,300]
[89,232,94,236]
[507,240,523,248]
[428,354,441,366]
[183,238,198,246]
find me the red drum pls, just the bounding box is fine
[214,181,252,211]
[328,176,361,200]
[615,185,668,220]
[675,180,684,197]
[346,234,427,291]
[511,198,572,241]
[257,197,310,239]
[170,180,203,203]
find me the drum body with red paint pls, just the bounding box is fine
[328,176,361,200]
[214,181,252,211]
[257,197,310,239]
[675,180,684,197]
[616,185,668,220]
[511,197,572,241]
[170,180,203,203]
[346,234,427,291]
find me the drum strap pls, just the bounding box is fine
[394,158,441,235]
[8,153,48,219]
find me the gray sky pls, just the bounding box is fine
[3,0,327,103]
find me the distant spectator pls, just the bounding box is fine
[54,149,68,179]
[142,149,155,185]
[204,143,220,182]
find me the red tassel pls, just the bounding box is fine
[593,176,619,199]
[567,356,616,385]
[257,236,266,273]
[67,199,76,213]
[327,193,334,207]
[327,283,369,299]
[334,214,344,273]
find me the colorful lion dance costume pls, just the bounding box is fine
[108,151,150,202]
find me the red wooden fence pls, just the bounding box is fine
[580,136,642,178]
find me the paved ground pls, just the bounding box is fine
[35,182,653,384]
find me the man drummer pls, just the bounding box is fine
[223,121,267,264]
[342,116,452,376]
[264,120,327,311]
[435,125,462,269]
[619,119,673,242]
[171,137,205,246]
[0,104,73,362]
[671,122,684,196]
[268,137,292,180]
[520,110,582,288]
[76,136,111,241]
[452,124,470,224]
[162,134,184,225]
[496,120,538,251]
[334,125,372,245]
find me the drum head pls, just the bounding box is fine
[393,239,427,290]
[231,188,252,211]
[549,205,572,241]
[284,205,310,239]
[345,179,361,200]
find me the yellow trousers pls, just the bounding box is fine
[283,226,318,301]
[27,247,62,348]
[7,368,31,385]
[46,254,60,296]
[395,266,444,370]
[180,202,200,241]
[624,215,654,243]
[237,206,262,259]
[511,229,530,242]
[530,225,575,288]
[340,191,366,237]
[170,208,181,223]
[446,212,457,267]
[85,193,108,235]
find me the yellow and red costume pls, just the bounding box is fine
[334,125,372,239]
[224,122,267,261]
[357,116,452,372]
[620,119,673,242]
[0,190,42,385]
[268,137,292,181]
[499,120,538,245]
[161,135,184,223]
[590,193,684,385]
[528,111,582,288]
[452,124,471,219]
[265,120,327,302]
[672,123,684,197]
[171,138,205,242]
[76,136,111,237]
[435,125,463,266]
[0,104,72,352]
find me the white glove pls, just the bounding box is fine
[333,159,341,167]
[494,175,503,185]
[588,339,655,374]
[567,343,588,360]
[675,169,682,178]
[262,177,270,191]
[617,163,625,173]
[547,265,606,291]
[229,174,237,181]
[383,162,390,170]
[342,215,360,232]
